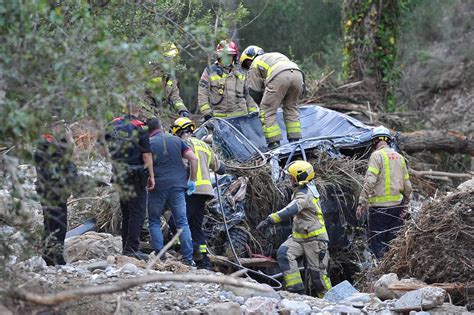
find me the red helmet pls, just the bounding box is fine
[215,40,239,57]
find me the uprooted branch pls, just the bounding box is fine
[15,273,270,306]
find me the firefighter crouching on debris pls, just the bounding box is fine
[241,46,304,149]
[198,40,258,120]
[257,160,331,296]
[107,102,155,261]
[171,117,226,269]
[34,120,77,266]
[356,126,413,259]
[147,117,198,267]
[145,43,190,118]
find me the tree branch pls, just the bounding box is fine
[15,273,271,306]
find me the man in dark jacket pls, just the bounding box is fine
[107,103,155,261]
[34,120,76,266]
[146,117,198,267]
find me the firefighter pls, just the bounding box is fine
[146,43,190,117]
[356,126,412,258]
[107,102,155,261]
[241,46,304,149]
[198,40,258,120]
[171,117,226,269]
[34,120,77,265]
[257,160,331,296]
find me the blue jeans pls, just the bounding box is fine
[148,188,193,261]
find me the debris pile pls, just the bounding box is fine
[374,188,474,284]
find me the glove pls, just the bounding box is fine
[256,218,271,230]
[179,110,190,118]
[204,114,212,121]
[187,180,196,195]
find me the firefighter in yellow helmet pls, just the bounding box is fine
[171,117,226,269]
[357,126,412,258]
[257,160,331,295]
[197,40,258,120]
[241,45,305,149]
[146,43,190,117]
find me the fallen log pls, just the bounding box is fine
[398,130,474,155]
[388,282,466,295]
[210,255,278,268]
[410,169,472,179]
[14,272,271,306]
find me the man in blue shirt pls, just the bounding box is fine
[146,117,198,266]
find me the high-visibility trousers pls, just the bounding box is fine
[276,237,332,295]
[260,70,303,143]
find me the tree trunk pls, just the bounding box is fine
[398,130,474,155]
[342,0,404,109]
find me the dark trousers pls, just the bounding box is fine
[117,167,147,253]
[186,194,211,252]
[368,204,404,258]
[36,182,68,266]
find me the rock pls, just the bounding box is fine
[64,232,121,263]
[234,296,245,305]
[120,263,139,275]
[322,304,362,314]
[280,299,312,314]
[194,297,210,305]
[458,178,474,192]
[223,283,280,300]
[374,273,399,300]
[203,302,241,315]
[244,296,279,314]
[20,256,47,272]
[428,302,469,314]
[80,260,109,271]
[341,292,371,305]
[106,255,116,265]
[324,280,359,303]
[0,303,13,315]
[185,308,201,315]
[393,287,446,312]
[116,255,147,268]
[409,311,430,315]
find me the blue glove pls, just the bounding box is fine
[187,180,196,195]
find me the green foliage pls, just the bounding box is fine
[0,0,248,149]
[239,0,343,79]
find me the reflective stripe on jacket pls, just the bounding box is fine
[197,63,258,117]
[247,52,301,93]
[269,183,328,243]
[146,76,188,114]
[359,145,413,208]
[187,137,221,196]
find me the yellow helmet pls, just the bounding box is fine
[171,117,195,136]
[285,160,315,185]
[161,42,179,58]
[239,45,264,69]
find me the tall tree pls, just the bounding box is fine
[342,0,407,110]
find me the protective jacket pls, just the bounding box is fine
[186,137,223,196]
[359,144,413,208]
[146,75,188,115]
[268,183,328,243]
[198,63,258,118]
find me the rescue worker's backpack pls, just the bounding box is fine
[106,116,145,164]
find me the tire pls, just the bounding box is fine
[223,227,249,258]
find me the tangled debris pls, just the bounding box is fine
[374,189,474,284]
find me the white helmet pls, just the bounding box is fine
[371,126,392,142]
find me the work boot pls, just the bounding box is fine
[182,259,197,270]
[268,141,280,150]
[196,254,212,271]
[288,138,300,143]
[123,250,149,261]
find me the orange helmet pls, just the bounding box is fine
[215,40,239,57]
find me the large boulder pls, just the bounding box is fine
[393,287,446,312]
[374,273,400,300]
[64,231,121,263]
